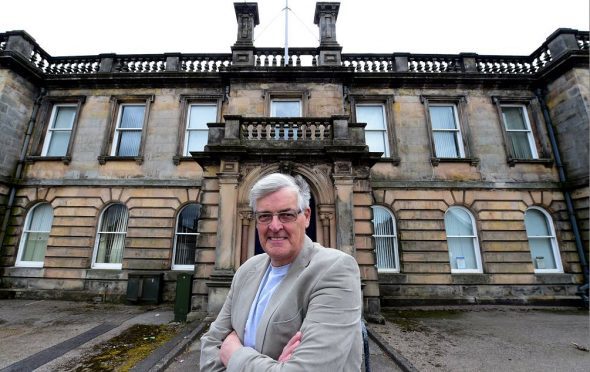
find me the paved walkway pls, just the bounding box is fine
[0,300,588,371]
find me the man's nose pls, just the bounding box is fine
[268,215,283,231]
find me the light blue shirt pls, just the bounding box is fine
[243,263,291,348]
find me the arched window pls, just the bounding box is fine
[371,205,399,272]
[173,203,201,270]
[524,207,563,273]
[92,204,128,269]
[16,203,53,267]
[444,206,482,273]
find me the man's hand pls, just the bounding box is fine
[220,331,243,367]
[278,331,302,362]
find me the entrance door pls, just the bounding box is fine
[254,195,317,255]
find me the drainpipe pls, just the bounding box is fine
[0,88,46,248]
[535,88,589,306]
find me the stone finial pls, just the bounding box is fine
[233,2,260,47]
[314,2,340,47]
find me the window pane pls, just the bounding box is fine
[120,106,145,129]
[174,204,201,266]
[371,206,398,270]
[430,106,456,129]
[272,101,301,117]
[53,107,76,129]
[95,205,128,265]
[117,131,142,156]
[448,237,477,269]
[365,131,387,154]
[188,105,217,129]
[46,131,71,156]
[175,234,197,265]
[433,132,459,158]
[186,131,208,153]
[529,238,557,269]
[177,204,200,233]
[20,204,53,263]
[524,209,551,236]
[502,107,527,130]
[445,208,474,236]
[508,132,533,159]
[356,105,385,130]
[375,236,397,269]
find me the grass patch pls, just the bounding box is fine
[69,323,180,372]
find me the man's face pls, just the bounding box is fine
[255,187,311,267]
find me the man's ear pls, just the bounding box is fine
[303,207,311,228]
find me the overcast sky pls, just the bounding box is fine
[3,0,589,57]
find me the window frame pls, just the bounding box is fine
[371,205,400,273]
[350,94,399,164]
[421,95,478,166]
[444,206,483,274]
[263,90,309,117]
[270,99,302,117]
[91,203,129,270]
[15,203,54,268]
[175,94,223,164]
[28,96,85,164]
[524,207,563,274]
[172,203,201,270]
[492,96,552,166]
[98,95,154,165]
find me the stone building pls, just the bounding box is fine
[0,2,588,318]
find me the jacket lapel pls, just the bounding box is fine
[255,236,315,350]
[234,256,270,340]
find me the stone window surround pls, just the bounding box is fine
[420,95,479,167]
[27,95,86,165]
[492,96,553,167]
[98,95,154,165]
[173,94,224,165]
[348,94,400,165]
[263,89,310,117]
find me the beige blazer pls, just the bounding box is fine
[200,236,362,371]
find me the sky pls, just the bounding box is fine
[2,0,589,57]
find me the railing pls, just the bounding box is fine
[342,54,394,72]
[181,54,232,72]
[0,33,7,52]
[576,31,589,50]
[254,47,318,67]
[408,54,463,73]
[113,54,167,73]
[240,117,332,143]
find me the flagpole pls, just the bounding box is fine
[284,0,289,66]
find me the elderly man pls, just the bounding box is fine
[200,173,362,371]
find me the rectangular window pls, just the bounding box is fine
[110,104,146,156]
[41,105,77,157]
[271,99,302,117]
[501,105,538,159]
[429,105,465,158]
[356,104,389,157]
[184,104,217,155]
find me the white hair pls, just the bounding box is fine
[249,173,311,212]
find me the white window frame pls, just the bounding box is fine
[445,206,483,274]
[110,104,146,156]
[356,103,390,157]
[183,103,217,155]
[172,204,201,270]
[525,207,563,273]
[92,204,128,270]
[501,104,539,159]
[429,104,465,158]
[41,104,77,157]
[270,99,302,117]
[15,203,53,268]
[371,205,400,273]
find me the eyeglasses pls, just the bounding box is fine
[254,210,302,224]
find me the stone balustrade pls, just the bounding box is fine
[0,29,587,77]
[241,117,331,142]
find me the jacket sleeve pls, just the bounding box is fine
[226,253,362,372]
[199,278,237,371]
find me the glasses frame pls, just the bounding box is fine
[254,209,302,225]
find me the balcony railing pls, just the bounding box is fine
[0,30,587,77]
[241,117,331,142]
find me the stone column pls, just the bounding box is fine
[332,161,355,256]
[314,2,342,66]
[231,2,260,66]
[206,160,240,315]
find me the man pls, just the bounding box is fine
[200,173,362,371]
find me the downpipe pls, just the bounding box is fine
[0,88,46,249]
[535,89,589,307]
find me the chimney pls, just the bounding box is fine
[314,2,342,66]
[232,2,260,66]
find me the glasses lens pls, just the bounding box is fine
[278,211,298,223]
[256,213,272,224]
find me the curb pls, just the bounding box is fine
[366,326,419,372]
[130,320,209,372]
